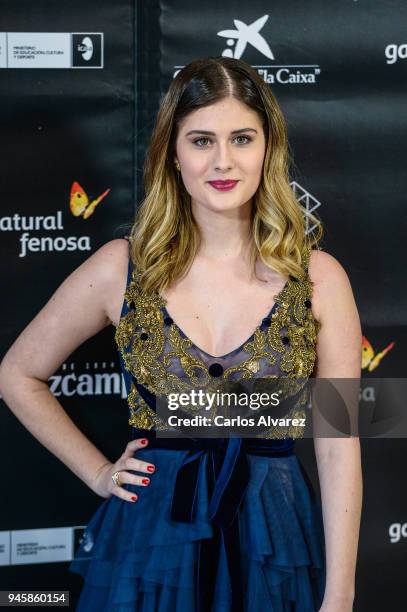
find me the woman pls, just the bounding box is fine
[0,57,362,611]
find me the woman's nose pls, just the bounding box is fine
[213,142,234,171]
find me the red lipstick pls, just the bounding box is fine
[208,180,239,191]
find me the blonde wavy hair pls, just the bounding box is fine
[127,56,323,292]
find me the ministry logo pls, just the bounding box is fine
[72,33,103,68]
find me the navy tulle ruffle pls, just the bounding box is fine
[69,447,326,611]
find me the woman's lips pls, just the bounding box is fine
[208,180,239,191]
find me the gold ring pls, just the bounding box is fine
[111,470,123,487]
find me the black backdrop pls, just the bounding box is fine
[0,1,406,609]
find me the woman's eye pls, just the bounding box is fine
[234,135,251,145]
[192,135,252,147]
[193,137,211,147]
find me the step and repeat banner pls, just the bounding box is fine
[0,1,406,609]
[0,1,137,607]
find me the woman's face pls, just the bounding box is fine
[174,96,266,214]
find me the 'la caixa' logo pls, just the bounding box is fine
[72,33,103,68]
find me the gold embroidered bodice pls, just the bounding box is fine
[115,242,321,438]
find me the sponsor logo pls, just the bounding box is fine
[0,32,103,69]
[389,522,407,544]
[1,182,110,256]
[70,181,110,219]
[385,43,407,65]
[173,14,321,85]
[72,33,103,68]
[49,362,127,399]
[0,362,127,400]
[0,526,86,566]
[0,211,90,257]
[218,14,274,60]
[290,181,322,235]
[362,336,395,372]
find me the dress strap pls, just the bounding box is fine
[117,237,136,400]
[301,240,312,273]
[300,240,322,334]
[119,236,134,319]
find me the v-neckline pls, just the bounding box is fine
[159,279,289,361]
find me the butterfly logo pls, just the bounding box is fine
[70,181,110,219]
[362,336,395,372]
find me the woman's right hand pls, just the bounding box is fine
[91,437,156,502]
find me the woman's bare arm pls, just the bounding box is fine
[0,238,154,500]
[309,249,363,611]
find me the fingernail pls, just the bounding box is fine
[131,495,138,501]
[140,439,148,445]
[147,465,155,473]
[142,478,150,485]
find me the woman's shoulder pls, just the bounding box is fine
[89,237,131,327]
[90,237,131,284]
[97,236,131,263]
[308,247,350,283]
[308,247,356,322]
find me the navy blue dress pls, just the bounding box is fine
[69,241,326,611]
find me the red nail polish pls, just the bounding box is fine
[142,478,150,485]
[147,465,155,473]
[131,495,138,501]
[140,438,148,445]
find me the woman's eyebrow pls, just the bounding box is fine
[185,128,258,136]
